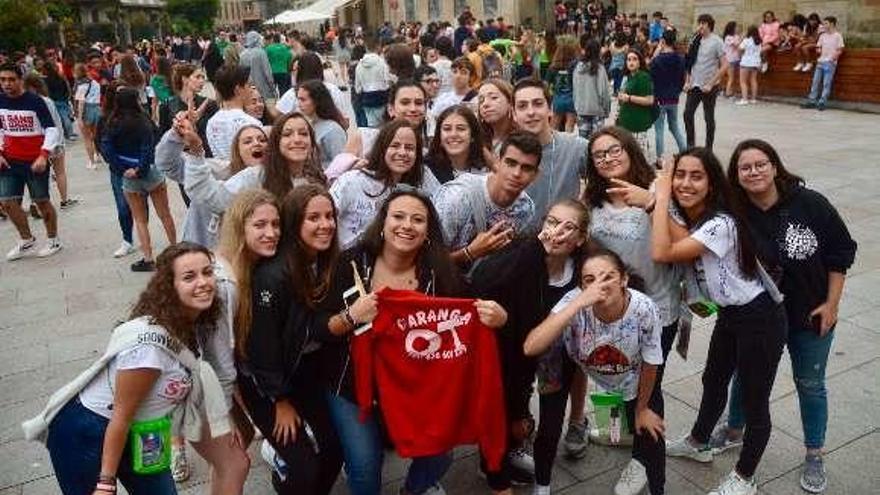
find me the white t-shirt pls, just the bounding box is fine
[74,79,101,104]
[738,38,762,68]
[79,344,192,421]
[206,108,262,160]
[330,168,441,250]
[687,214,764,306]
[554,288,663,401]
[590,203,680,326]
[433,173,535,250]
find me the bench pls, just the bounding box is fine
[758,49,880,104]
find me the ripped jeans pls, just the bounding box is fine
[728,326,834,449]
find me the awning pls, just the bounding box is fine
[265,0,357,24]
[266,9,331,24]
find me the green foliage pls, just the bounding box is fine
[0,0,49,51]
[166,0,219,34]
[45,0,77,23]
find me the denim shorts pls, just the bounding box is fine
[0,160,51,201]
[122,166,165,194]
[82,103,101,126]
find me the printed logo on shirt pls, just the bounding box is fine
[0,113,36,133]
[394,308,473,361]
[783,223,818,261]
[583,343,631,375]
[137,331,183,354]
[160,375,193,402]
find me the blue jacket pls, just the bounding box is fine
[650,52,686,105]
[99,118,155,178]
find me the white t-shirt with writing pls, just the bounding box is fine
[206,108,262,160]
[432,173,535,250]
[79,344,193,421]
[687,214,764,306]
[554,288,663,401]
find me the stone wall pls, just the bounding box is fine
[618,0,880,44]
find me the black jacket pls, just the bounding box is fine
[471,238,578,419]
[241,255,332,401]
[746,186,857,330]
[158,95,219,157]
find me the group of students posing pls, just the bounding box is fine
[24,69,856,495]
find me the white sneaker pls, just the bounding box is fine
[615,458,648,495]
[708,470,757,495]
[6,237,36,261]
[533,485,551,495]
[86,160,97,170]
[113,241,136,258]
[423,484,446,495]
[749,99,758,105]
[37,238,62,258]
[802,63,813,72]
[735,99,750,106]
[793,63,803,71]
[760,62,768,73]
[171,444,191,482]
[665,435,713,463]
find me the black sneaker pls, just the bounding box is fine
[817,102,827,111]
[801,101,817,109]
[60,199,80,210]
[131,259,156,272]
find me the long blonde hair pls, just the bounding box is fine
[218,189,280,359]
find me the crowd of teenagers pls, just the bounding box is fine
[3,6,859,495]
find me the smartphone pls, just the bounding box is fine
[808,314,822,334]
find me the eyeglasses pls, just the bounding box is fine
[591,144,624,163]
[737,159,772,174]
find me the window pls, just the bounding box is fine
[484,0,498,18]
[405,0,415,21]
[429,0,441,21]
[455,0,468,18]
[90,8,99,23]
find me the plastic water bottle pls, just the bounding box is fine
[261,439,289,481]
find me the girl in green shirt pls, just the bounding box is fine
[616,50,656,159]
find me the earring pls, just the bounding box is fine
[380,231,385,240]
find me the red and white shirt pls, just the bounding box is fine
[0,91,61,162]
[352,288,507,470]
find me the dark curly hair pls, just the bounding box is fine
[130,242,220,352]
[584,126,655,208]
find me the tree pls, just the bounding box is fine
[0,0,48,51]
[166,0,219,34]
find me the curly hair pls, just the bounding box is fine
[263,112,327,201]
[130,242,220,353]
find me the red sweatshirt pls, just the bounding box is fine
[352,288,507,470]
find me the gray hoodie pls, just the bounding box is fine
[572,61,611,117]
[240,31,276,101]
[354,52,392,94]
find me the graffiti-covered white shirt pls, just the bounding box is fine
[330,168,440,250]
[687,214,764,306]
[553,288,663,401]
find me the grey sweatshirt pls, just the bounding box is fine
[525,131,589,230]
[240,31,276,101]
[572,61,611,117]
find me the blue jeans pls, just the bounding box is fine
[53,99,76,138]
[728,327,834,449]
[325,393,452,494]
[47,398,177,495]
[109,171,133,244]
[808,61,837,104]
[653,103,687,159]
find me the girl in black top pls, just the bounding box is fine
[720,139,856,493]
[237,185,344,494]
[471,199,589,492]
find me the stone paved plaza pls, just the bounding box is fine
[1,99,878,494]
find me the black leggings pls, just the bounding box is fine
[238,356,343,494]
[532,322,677,493]
[683,87,720,149]
[690,293,787,478]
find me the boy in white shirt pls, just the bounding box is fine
[206,66,262,160]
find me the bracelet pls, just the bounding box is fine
[463,246,475,263]
[95,482,117,493]
[98,474,116,484]
[342,307,357,327]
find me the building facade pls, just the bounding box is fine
[76,0,166,44]
[336,0,557,31]
[218,0,270,29]
[617,0,880,43]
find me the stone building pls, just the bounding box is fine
[218,0,270,29]
[337,0,558,32]
[617,0,880,44]
[76,0,166,44]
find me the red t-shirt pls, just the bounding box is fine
[352,288,507,470]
